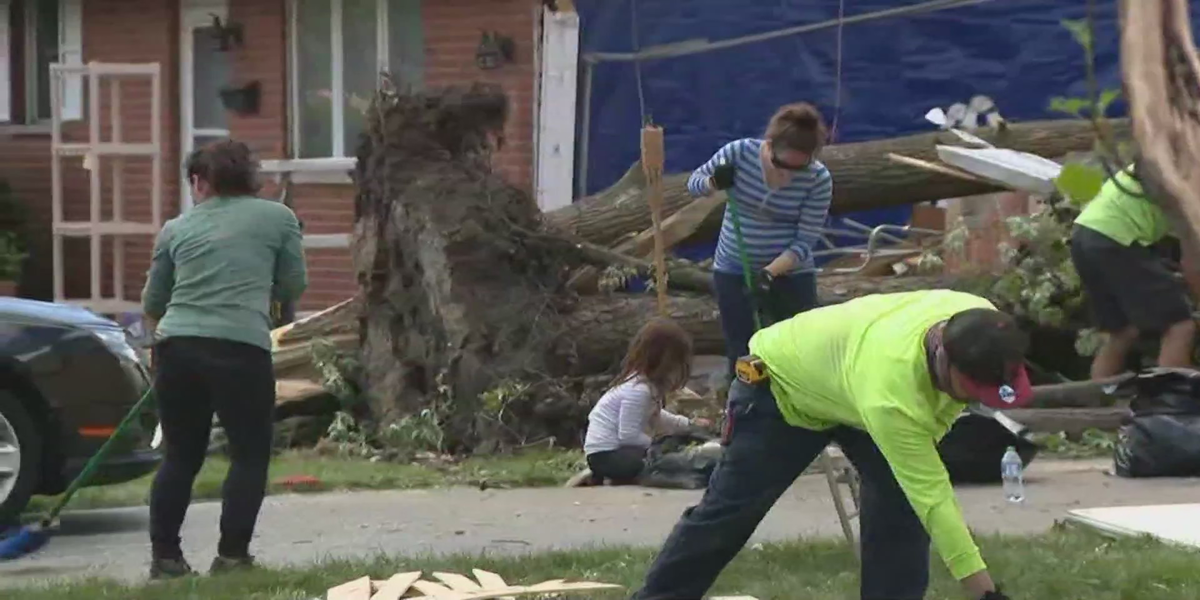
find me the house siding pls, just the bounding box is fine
[1,0,540,314]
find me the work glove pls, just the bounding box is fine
[752,268,775,298]
[710,162,736,191]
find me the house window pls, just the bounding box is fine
[290,0,424,159]
[0,0,82,125]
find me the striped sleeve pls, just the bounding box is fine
[787,166,833,263]
[687,140,746,198]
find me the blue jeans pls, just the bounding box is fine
[631,381,931,600]
[713,270,818,376]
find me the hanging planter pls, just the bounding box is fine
[219,81,261,116]
[475,31,516,70]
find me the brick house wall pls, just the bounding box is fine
[1,0,540,314]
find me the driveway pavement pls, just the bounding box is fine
[2,459,1197,587]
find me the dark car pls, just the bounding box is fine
[0,298,161,524]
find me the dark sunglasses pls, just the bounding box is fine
[770,151,811,171]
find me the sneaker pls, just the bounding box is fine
[209,555,257,575]
[564,468,600,487]
[149,557,194,580]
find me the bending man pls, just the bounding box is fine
[1070,164,1200,379]
[631,290,1029,600]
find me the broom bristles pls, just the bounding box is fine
[0,525,49,561]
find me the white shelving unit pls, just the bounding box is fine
[50,62,163,315]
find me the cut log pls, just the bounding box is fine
[1121,0,1200,250]
[545,118,1130,247]
[1029,376,1132,408]
[275,378,339,417]
[1005,407,1129,435]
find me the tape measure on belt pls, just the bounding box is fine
[735,355,768,385]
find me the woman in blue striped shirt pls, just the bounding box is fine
[687,103,833,376]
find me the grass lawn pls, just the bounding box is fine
[12,527,1200,599]
[25,449,584,513]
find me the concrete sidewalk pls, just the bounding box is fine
[2,459,1197,587]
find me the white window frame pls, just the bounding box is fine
[0,0,11,123]
[4,0,81,124]
[286,0,421,168]
[58,0,82,121]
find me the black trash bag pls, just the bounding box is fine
[639,431,723,490]
[937,409,1039,484]
[1113,368,1200,478]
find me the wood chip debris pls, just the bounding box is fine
[324,569,622,600]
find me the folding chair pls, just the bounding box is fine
[816,444,862,558]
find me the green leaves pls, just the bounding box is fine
[1049,96,1090,118]
[1055,162,1108,206]
[1049,89,1121,120]
[1062,18,1093,53]
[1097,88,1122,115]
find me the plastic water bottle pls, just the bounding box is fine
[1001,446,1025,504]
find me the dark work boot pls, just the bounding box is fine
[149,557,194,580]
[209,554,257,575]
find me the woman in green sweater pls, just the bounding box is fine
[141,140,307,579]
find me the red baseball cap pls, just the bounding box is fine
[943,308,1034,409]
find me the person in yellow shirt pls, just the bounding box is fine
[1071,165,1200,379]
[630,290,1031,600]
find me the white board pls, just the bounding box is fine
[1066,503,1200,548]
[534,6,580,212]
[936,145,1063,195]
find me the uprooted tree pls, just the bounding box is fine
[348,83,964,451]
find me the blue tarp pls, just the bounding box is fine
[572,0,1133,264]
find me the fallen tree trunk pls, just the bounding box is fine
[546,119,1130,246]
[552,273,961,375]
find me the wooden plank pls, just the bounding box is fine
[470,570,513,600]
[470,570,508,588]
[370,571,423,600]
[433,572,484,592]
[613,193,724,259]
[406,581,622,600]
[411,579,466,598]
[886,152,992,185]
[327,576,372,600]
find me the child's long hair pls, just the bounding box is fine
[611,318,694,402]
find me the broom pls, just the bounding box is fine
[0,386,156,560]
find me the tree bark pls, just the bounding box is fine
[545,118,1130,247]
[1004,407,1128,435]
[1029,376,1132,408]
[551,273,961,375]
[1120,0,1200,250]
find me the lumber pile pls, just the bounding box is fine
[324,569,620,600]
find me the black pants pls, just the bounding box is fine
[631,381,930,600]
[713,271,818,377]
[587,446,647,484]
[149,336,276,560]
[1070,224,1191,333]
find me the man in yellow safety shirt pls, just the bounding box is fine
[630,289,1031,600]
[1070,165,1200,379]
